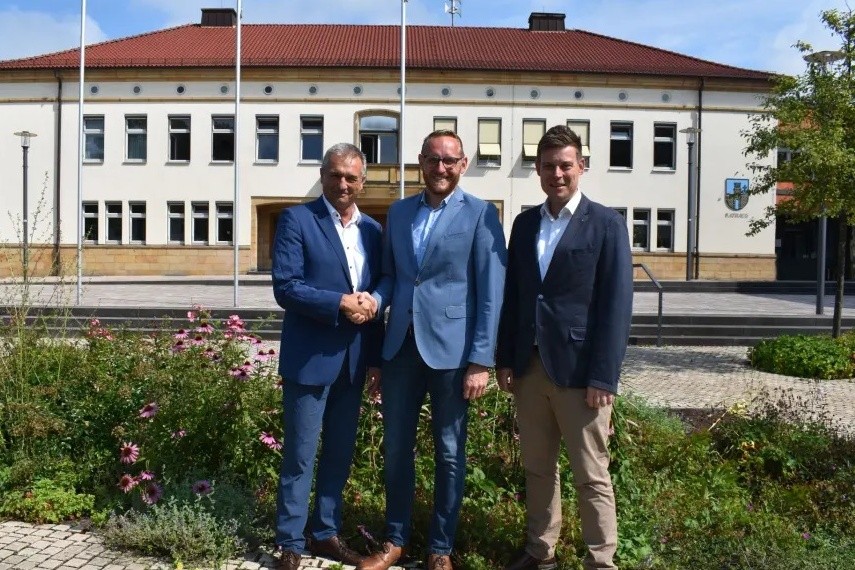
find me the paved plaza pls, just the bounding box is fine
[0,278,853,569]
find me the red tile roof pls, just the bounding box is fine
[0,23,771,80]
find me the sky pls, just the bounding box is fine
[0,0,851,74]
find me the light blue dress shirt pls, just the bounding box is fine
[412,190,454,267]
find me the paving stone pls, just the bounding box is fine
[240,561,261,570]
[37,560,62,569]
[0,550,11,561]
[63,557,90,568]
[31,528,53,537]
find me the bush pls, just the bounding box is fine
[0,477,95,524]
[748,333,855,379]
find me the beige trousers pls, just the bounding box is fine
[512,350,618,570]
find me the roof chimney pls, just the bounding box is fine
[528,12,566,31]
[201,8,237,27]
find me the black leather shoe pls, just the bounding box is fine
[504,550,557,570]
[274,549,302,570]
[308,535,365,565]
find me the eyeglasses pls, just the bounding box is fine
[422,155,464,168]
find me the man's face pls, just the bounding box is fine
[320,153,365,214]
[535,144,585,205]
[419,135,468,200]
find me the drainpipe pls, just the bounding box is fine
[694,78,704,279]
[53,70,63,275]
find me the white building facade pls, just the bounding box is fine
[0,10,774,279]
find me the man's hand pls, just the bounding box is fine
[586,387,615,409]
[366,367,381,398]
[463,363,489,400]
[496,368,514,393]
[340,292,377,324]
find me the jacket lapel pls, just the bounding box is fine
[523,207,544,287]
[357,218,379,289]
[419,188,465,270]
[311,197,353,290]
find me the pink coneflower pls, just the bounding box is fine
[139,402,159,419]
[191,480,213,495]
[139,470,155,481]
[172,340,187,353]
[254,348,276,362]
[118,474,138,493]
[196,322,214,334]
[203,348,220,360]
[174,329,189,340]
[226,315,246,332]
[171,429,186,440]
[90,318,101,327]
[190,334,206,346]
[259,431,283,451]
[141,483,163,505]
[230,367,251,381]
[120,442,140,464]
[187,310,198,322]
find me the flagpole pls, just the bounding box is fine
[233,0,242,307]
[76,0,86,305]
[399,0,407,200]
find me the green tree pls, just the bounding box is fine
[744,8,855,337]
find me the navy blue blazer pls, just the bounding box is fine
[272,197,384,386]
[496,195,633,393]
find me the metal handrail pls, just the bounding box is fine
[633,263,663,347]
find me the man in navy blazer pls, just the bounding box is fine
[497,125,633,570]
[271,143,383,570]
[359,130,507,570]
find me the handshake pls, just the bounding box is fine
[340,291,378,324]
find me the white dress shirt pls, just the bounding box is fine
[322,196,368,292]
[536,190,582,280]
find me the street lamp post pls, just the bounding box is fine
[680,127,701,281]
[803,50,844,315]
[13,130,37,281]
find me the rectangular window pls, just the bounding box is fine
[610,122,633,169]
[192,202,209,244]
[613,207,627,221]
[169,116,191,162]
[211,115,235,162]
[106,202,122,243]
[522,119,545,163]
[130,202,146,243]
[125,115,147,162]
[167,202,185,243]
[653,123,676,169]
[256,116,279,162]
[300,116,324,162]
[82,202,98,242]
[216,202,234,244]
[567,120,591,168]
[657,210,675,251]
[83,115,104,162]
[477,118,502,167]
[632,209,650,251]
[777,147,794,166]
[433,117,457,133]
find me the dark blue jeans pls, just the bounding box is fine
[381,335,469,555]
[275,364,363,552]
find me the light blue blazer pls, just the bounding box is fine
[374,187,507,370]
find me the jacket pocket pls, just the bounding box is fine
[568,326,587,341]
[444,231,467,240]
[446,305,466,318]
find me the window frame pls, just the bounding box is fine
[632,208,651,252]
[433,116,457,133]
[105,201,123,244]
[129,201,146,244]
[300,115,324,163]
[216,202,234,244]
[522,119,546,165]
[167,202,186,244]
[191,202,210,245]
[125,115,147,163]
[477,118,502,167]
[168,115,191,163]
[211,115,235,163]
[82,201,99,243]
[653,122,677,170]
[83,115,105,163]
[567,119,592,169]
[609,121,634,169]
[255,115,279,163]
[656,209,675,252]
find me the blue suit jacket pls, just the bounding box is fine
[374,188,507,369]
[496,195,633,393]
[272,197,384,386]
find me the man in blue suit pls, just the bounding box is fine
[358,130,507,570]
[496,125,633,570]
[272,143,383,570]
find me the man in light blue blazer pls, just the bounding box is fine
[359,130,507,570]
[272,143,383,570]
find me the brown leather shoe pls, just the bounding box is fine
[308,535,364,565]
[427,553,453,570]
[356,541,405,570]
[503,550,557,570]
[274,549,302,570]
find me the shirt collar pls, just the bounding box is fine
[321,195,361,226]
[540,190,582,222]
[419,187,460,210]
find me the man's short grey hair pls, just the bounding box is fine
[322,143,367,177]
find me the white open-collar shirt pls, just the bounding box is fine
[322,196,368,292]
